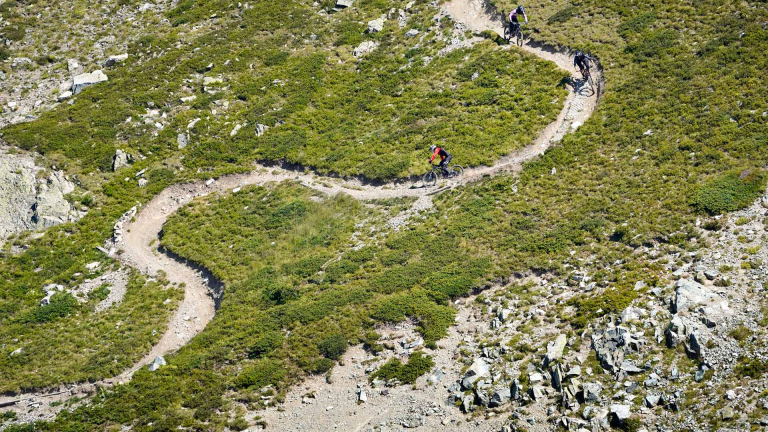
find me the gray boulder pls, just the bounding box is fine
[665,315,692,348]
[528,385,545,401]
[353,41,379,58]
[461,358,489,390]
[72,70,108,94]
[104,54,129,67]
[489,387,511,407]
[367,15,386,33]
[672,279,729,314]
[0,151,79,240]
[113,149,134,171]
[645,393,661,407]
[544,334,567,366]
[474,388,490,407]
[405,29,420,37]
[177,133,188,149]
[149,355,166,371]
[610,404,631,422]
[461,395,473,413]
[334,0,354,8]
[582,383,601,402]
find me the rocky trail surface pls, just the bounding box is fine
[0,0,602,426]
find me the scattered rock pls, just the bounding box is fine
[461,358,489,389]
[72,70,108,94]
[489,387,511,407]
[582,382,602,402]
[149,356,166,371]
[113,149,133,171]
[334,0,354,9]
[177,133,188,149]
[672,279,729,315]
[544,334,567,366]
[645,393,661,407]
[405,29,420,37]
[104,54,129,67]
[57,91,73,102]
[353,41,379,58]
[368,15,386,33]
[610,404,631,423]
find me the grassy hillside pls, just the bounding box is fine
[2,0,567,179]
[2,0,768,429]
[0,0,563,394]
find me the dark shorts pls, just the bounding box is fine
[440,154,452,167]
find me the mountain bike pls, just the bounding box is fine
[580,66,594,90]
[504,22,525,46]
[423,164,464,187]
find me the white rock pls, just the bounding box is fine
[149,355,166,371]
[353,41,379,58]
[203,76,223,86]
[610,404,631,421]
[255,123,270,137]
[112,149,133,171]
[180,95,197,103]
[368,15,386,33]
[57,91,73,102]
[72,70,108,94]
[405,29,420,37]
[85,262,101,271]
[177,133,188,149]
[104,53,129,67]
[673,279,729,315]
[188,118,201,129]
[230,124,243,136]
[544,334,567,366]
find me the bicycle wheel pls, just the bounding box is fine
[423,171,437,188]
[503,26,511,42]
[587,73,594,90]
[516,29,524,46]
[449,165,464,178]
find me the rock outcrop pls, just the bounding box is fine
[0,149,82,241]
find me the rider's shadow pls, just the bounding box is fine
[565,76,595,96]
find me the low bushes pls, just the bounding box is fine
[692,170,766,215]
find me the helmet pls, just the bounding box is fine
[429,145,437,152]
[517,5,524,13]
[575,50,583,57]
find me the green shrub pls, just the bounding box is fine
[19,293,78,323]
[692,170,766,215]
[309,357,335,374]
[317,334,347,360]
[618,12,656,38]
[548,6,577,24]
[248,332,284,358]
[370,351,434,384]
[735,357,766,378]
[625,29,679,61]
[233,360,286,389]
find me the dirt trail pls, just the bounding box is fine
[0,0,602,425]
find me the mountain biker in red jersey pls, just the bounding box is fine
[429,145,452,175]
[507,6,528,35]
[574,50,594,76]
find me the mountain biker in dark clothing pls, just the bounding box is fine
[507,6,528,34]
[429,145,452,175]
[574,51,594,76]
